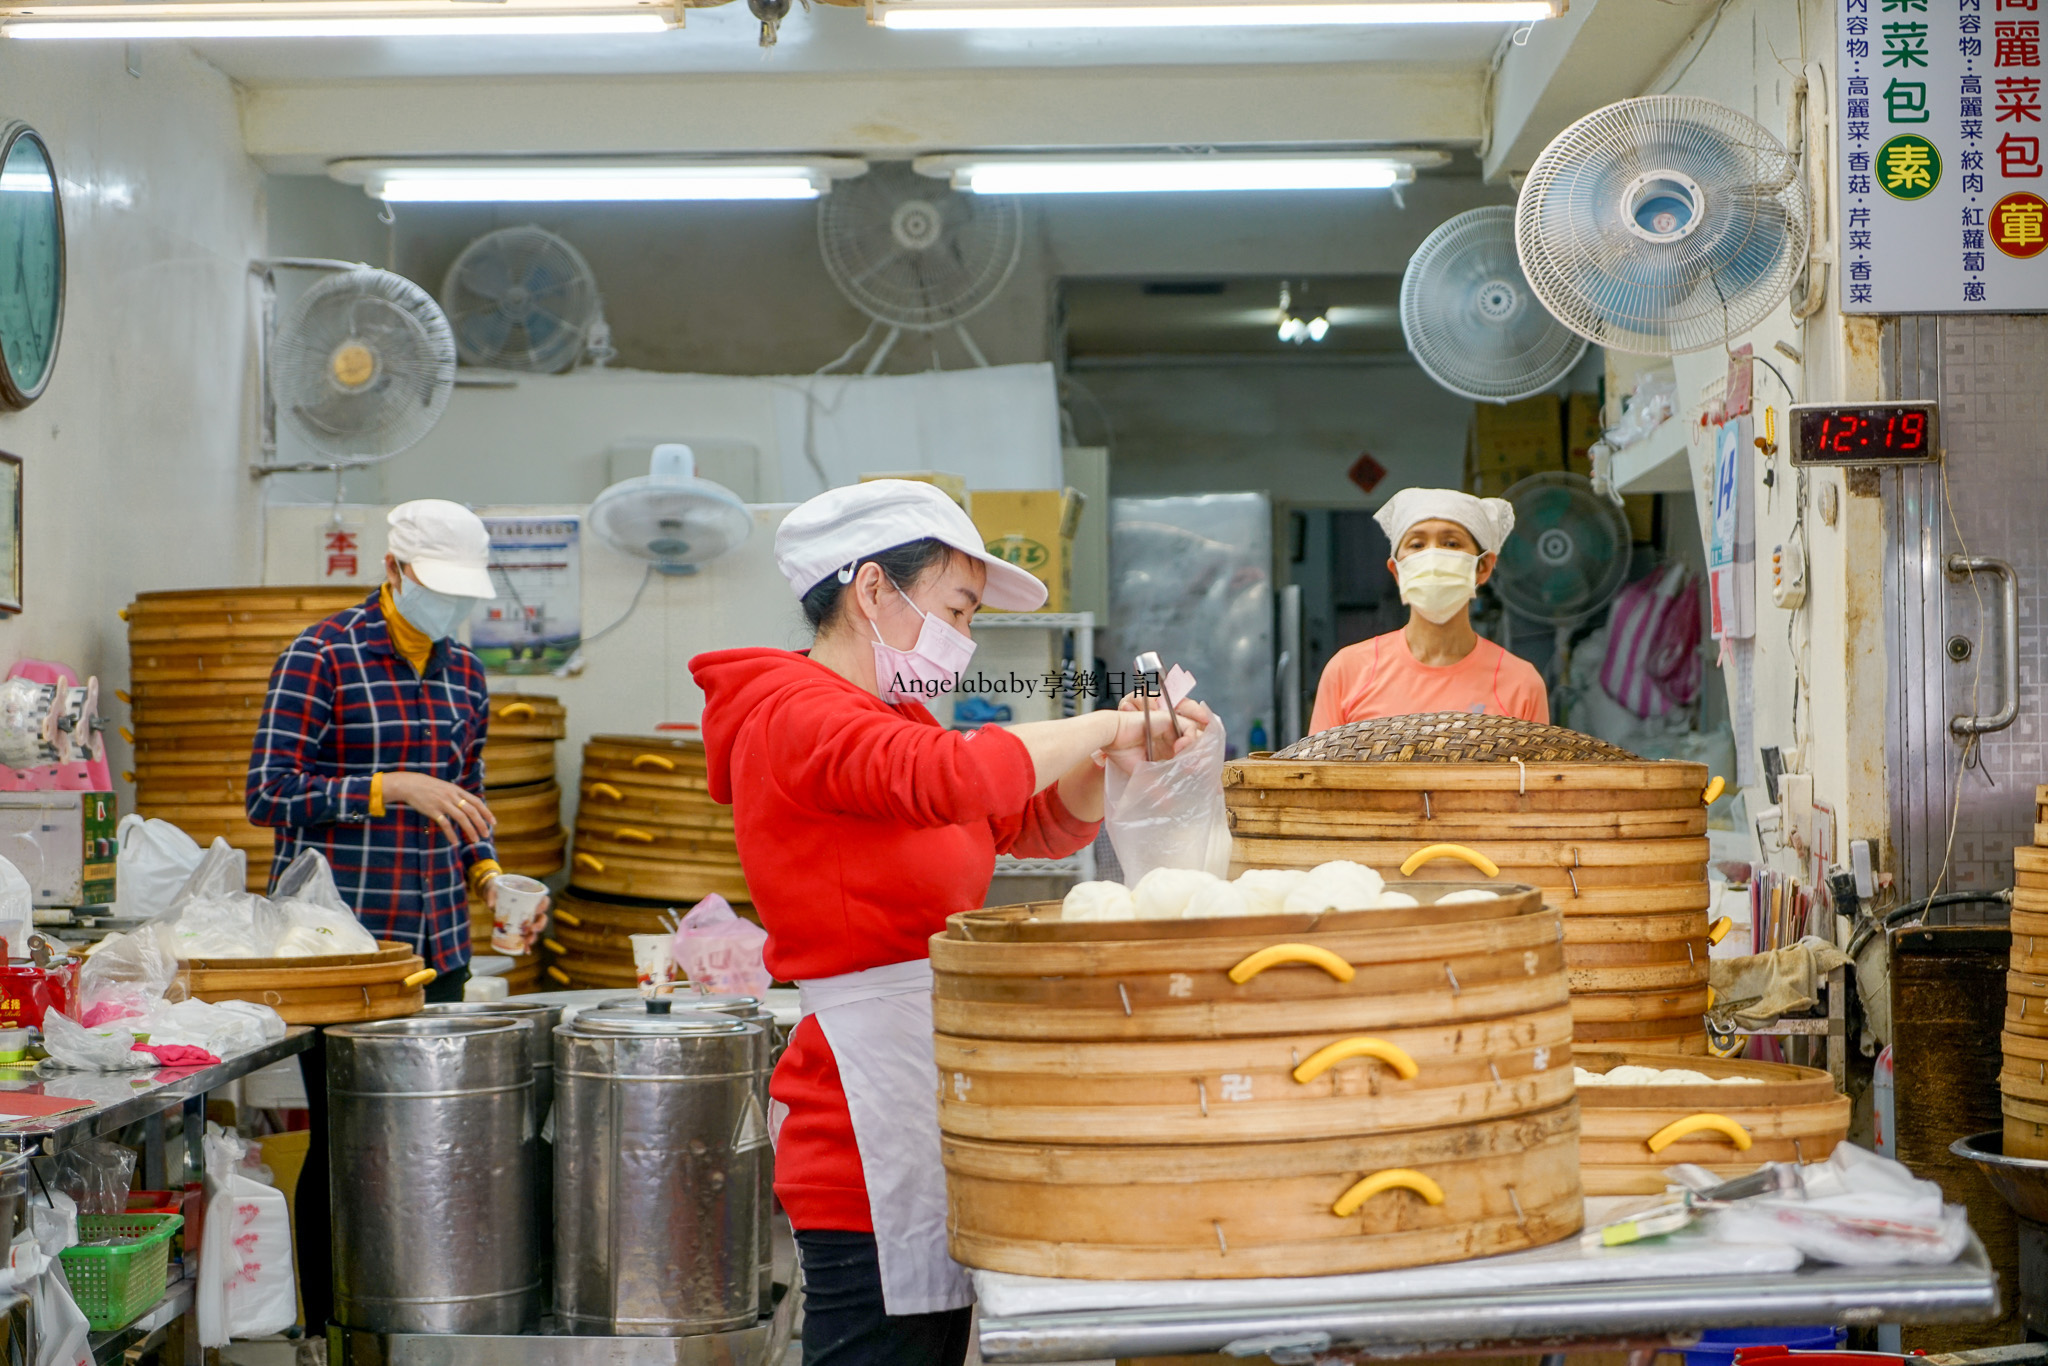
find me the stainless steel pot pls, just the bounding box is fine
[422,999,566,1309]
[328,1016,538,1334]
[591,995,778,1312]
[555,1008,763,1337]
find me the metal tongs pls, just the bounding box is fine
[1133,651,1184,761]
[1583,1162,1809,1249]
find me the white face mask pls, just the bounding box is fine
[1397,548,1480,625]
[394,577,479,641]
[870,583,977,705]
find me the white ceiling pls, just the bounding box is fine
[189,2,1514,81]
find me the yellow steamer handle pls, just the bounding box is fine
[587,782,624,802]
[632,753,677,772]
[497,701,538,722]
[547,965,572,985]
[1293,1037,1420,1085]
[403,968,438,990]
[1228,944,1356,985]
[1645,1113,1753,1154]
[1703,776,1727,805]
[553,907,583,927]
[1398,843,1501,879]
[575,853,606,874]
[1708,916,1735,946]
[612,827,657,844]
[1332,1168,1446,1218]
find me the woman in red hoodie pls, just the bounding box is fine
[692,480,1206,1366]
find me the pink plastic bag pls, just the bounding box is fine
[670,895,772,996]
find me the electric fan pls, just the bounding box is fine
[1400,205,1588,403]
[1494,471,1634,705]
[270,268,456,463]
[588,444,753,576]
[817,162,1023,371]
[1515,95,1810,356]
[442,226,606,373]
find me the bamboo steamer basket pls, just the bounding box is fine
[490,781,563,837]
[568,734,746,904]
[1223,747,1713,1054]
[568,850,749,903]
[486,695,567,741]
[481,741,556,789]
[933,884,1565,1042]
[937,1003,1576,1144]
[944,1102,1582,1279]
[1572,1049,1849,1195]
[496,833,567,878]
[2002,1094,2048,1160]
[183,940,432,1024]
[542,890,674,990]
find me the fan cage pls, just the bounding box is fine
[270,268,456,462]
[1493,471,1634,626]
[441,226,600,374]
[818,163,1024,331]
[1515,96,1810,358]
[1401,205,1590,403]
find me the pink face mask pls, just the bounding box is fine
[870,583,977,705]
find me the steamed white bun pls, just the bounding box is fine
[1232,868,1310,917]
[1185,880,1251,918]
[1373,892,1421,908]
[1434,889,1500,905]
[1283,860,1386,915]
[1132,867,1221,920]
[1062,881,1135,922]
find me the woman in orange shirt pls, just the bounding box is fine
[1309,487,1549,731]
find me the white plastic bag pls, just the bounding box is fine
[271,852,379,957]
[1708,1143,1970,1267]
[40,1012,147,1071]
[113,815,204,923]
[198,1125,296,1347]
[1103,716,1231,885]
[0,854,29,958]
[77,927,183,1025]
[153,840,280,960]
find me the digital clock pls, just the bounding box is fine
[1788,401,1939,466]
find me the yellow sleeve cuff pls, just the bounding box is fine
[469,859,503,896]
[368,772,386,818]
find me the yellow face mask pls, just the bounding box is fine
[1397,549,1479,625]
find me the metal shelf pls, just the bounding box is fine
[90,1272,192,1364]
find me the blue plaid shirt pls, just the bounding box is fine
[245,591,495,973]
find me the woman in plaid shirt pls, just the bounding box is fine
[246,499,522,1000]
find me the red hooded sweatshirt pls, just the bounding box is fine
[692,647,1100,1231]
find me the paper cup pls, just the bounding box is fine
[630,934,679,997]
[490,874,549,956]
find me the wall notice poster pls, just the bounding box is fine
[1840,0,2048,313]
[1709,417,1756,643]
[474,516,581,674]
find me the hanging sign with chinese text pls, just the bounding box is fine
[1840,0,2048,312]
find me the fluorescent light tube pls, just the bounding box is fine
[876,0,1554,29]
[1,4,672,36]
[935,156,1412,195]
[333,160,865,203]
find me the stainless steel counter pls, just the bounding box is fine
[975,1241,2004,1363]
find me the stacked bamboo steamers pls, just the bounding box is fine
[552,733,751,989]
[1227,715,1719,1054]
[2002,825,2048,1157]
[935,881,1583,1278]
[474,695,569,993]
[124,586,367,890]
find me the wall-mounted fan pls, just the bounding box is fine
[1401,205,1588,403]
[1495,471,1635,700]
[270,267,456,464]
[1515,95,1810,356]
[817,161,1023,373]
[442,226,609,373]
[589,444,752,576]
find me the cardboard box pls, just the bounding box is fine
[861,470,969,511]
[1566,391,1604,476]
[1473,394,1564,474]
[0,792,117,906]
[969,488,1085,613]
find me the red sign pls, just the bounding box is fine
[1992,191,2048,257]
[320,527,361,580]
[1347,451,1387,496]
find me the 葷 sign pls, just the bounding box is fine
[1840,0,2048,312]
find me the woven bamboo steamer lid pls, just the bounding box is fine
[942,1101,1582,1280]
[936,1003,1576,1145]
[486,695,567,741]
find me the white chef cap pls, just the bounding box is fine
[1372,488,1516,556]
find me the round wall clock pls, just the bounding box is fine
[0,122,63,410]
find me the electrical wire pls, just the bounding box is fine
[552,564,656,678]
[1654,0,1736,95]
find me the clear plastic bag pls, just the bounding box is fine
[77,927,185,1026]
[670,894,771,996]
[113,814,203,924]
[153,840,281,960]
[52,1140,135,1218]
[266,850,379,957]
[1102,715,1232,885]
[40,1013,147,1071]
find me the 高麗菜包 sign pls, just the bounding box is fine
[1840,0,2048,312]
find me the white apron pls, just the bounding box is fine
[795,958,973,1316]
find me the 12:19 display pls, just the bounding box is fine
[1788,401,1940,465]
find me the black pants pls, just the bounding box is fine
[295,965,471,1332]
[795,1230,971,1366]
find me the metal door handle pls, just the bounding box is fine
[1948,554,2020,736]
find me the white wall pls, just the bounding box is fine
[0,43,267,803]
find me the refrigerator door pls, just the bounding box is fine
[1107,494,1274,758]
